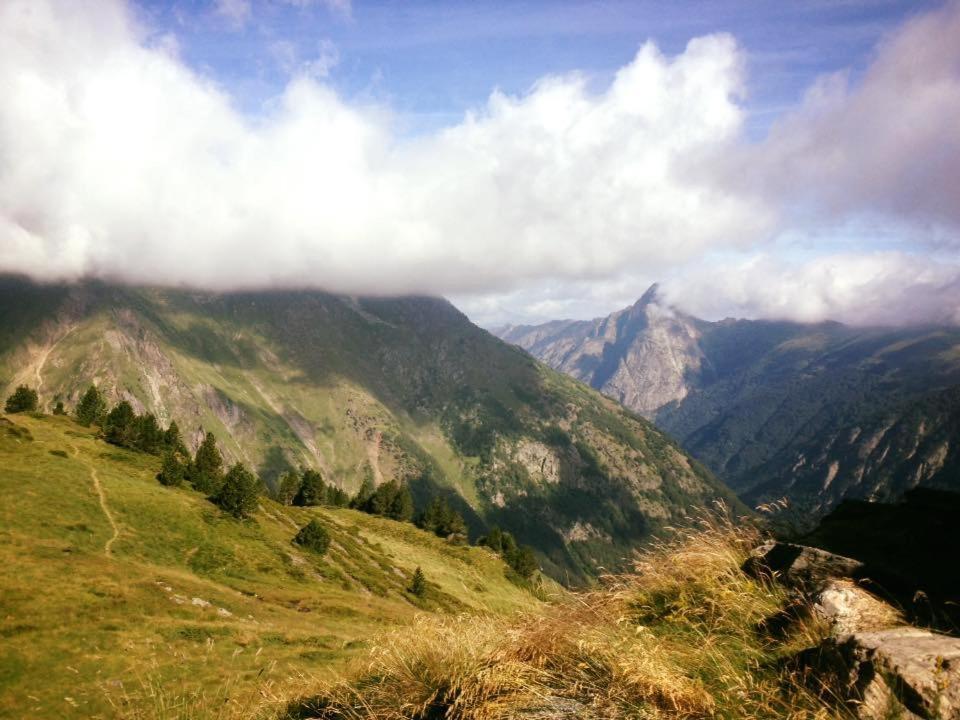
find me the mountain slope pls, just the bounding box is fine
[0,413,537,718]
[497,286,960,517]
[0,276,736,582]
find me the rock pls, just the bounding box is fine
[816,579,903,638]
[744,541,864,593]
[808,628,960,719]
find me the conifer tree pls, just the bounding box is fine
[103,401,136,446]
[52,398,66,415]
[350,475,376,510]
[191,431,224,494]
[409,566,426,597]
[132,412,163,454]
[275,470,301,506]
[75,385,106,426]
[388,484,414,522]
[163,420,189,458]
[4,385,38,414]
[212,463,260,518]
[157,451,186,487]
[293,469,325,506]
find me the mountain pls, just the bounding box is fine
[0,275,736,582]
[496,286,960,518]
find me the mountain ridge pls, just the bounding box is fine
[0,275,738,582]
[496,285,960,518]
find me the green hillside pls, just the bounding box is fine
[0,276,737,582]
[0,413,540,719]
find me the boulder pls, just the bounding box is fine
[816,579,903,638]
[744,541,864,593]
[809,627,960,719]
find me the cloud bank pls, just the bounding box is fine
[1,0,958,326]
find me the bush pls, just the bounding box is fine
[294,519,331,555]
[52,400,66,416]
[75,385,107,426]
[103,401,136,446]
[212,463,261,518]
[5,385,38,414]
[479,526,537,579]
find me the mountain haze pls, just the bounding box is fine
[0,276,735,582]
[497,286,960,518]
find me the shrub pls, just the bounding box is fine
[212,463,260,518]
[408,566,426,597]
[4,385,38,414]
[52,400,66,416]
[294,519,331,555]
[75,385,107,426]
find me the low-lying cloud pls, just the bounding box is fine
[1,0,958,326]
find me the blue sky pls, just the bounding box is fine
[2,0,959,326]
[135,0,937,137]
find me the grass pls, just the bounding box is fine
[288,512,839,719]
[0,414,536,719]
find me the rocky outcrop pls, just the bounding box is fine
[743,540,864,593]
[752,542,960,719]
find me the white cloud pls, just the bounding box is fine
[0,0,958,327]
[659,251,960,326]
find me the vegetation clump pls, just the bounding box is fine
[294,519,331,555]
[408,566,427,597]
[4,385,38,414]
[293,514,834,720]
[189,431,224,494]
[479,526,538,579]
[417,496,467,542]
[75,385,107,426]
[212,462,261,518]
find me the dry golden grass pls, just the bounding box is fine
[285,510,842,719]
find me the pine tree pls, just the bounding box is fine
[275,470,301,505]
[103,401,136,446]
[409,566,426,597]
[191,431,224,494]
[75,385,106,426]
[212,463,261,518]
[294,519,330,555]
[52,399,66,415]
[293,469,325,506]
[163,420,189,458]
[325,485,350,507]
[350,475,376,510]
[387,484,414,522]
[157,451,186,487]
[4,385,38,414]
[132,413,163,454]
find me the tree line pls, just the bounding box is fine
[5,382,539,579]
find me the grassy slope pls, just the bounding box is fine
[0,278,737,582]
[0,414,537,720]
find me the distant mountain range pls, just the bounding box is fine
[0,275,737,582]
[496,285,960,519]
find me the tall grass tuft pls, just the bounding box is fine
[287,509,841,719]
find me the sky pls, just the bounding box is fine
[1,0,958,327]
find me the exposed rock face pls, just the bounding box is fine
[825,628,960,719]
[752,542,960,719]
[496,287,960,518]
[743,541,864,594]
[498,285,709,418]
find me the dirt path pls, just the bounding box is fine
[32,325,76,403]
[69,443,120,557]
